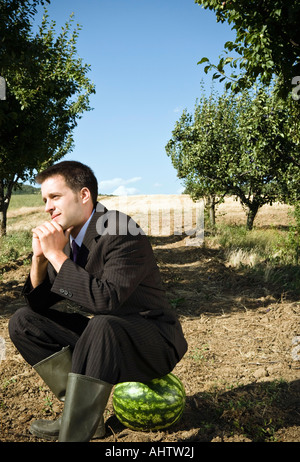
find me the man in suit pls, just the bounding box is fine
[8,161,187,442]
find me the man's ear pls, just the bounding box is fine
[80,187,91,204]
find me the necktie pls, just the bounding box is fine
[71,239,80,263]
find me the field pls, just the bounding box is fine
[0,195,300,443]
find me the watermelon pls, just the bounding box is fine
[112,373,185,431]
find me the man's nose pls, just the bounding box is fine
[45,199,54,213]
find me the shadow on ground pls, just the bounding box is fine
[150,235,300,317]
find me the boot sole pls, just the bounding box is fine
[29,424,106,440]
[29,427,59,441]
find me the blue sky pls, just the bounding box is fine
[35,0,235,195]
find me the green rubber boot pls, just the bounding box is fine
[33,346,72,401]
[29,347,107,440]
[58,373,112,442]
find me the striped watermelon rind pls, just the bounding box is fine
[112,373,185,431]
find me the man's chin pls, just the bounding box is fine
[52,217,65,229]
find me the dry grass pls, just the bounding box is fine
[216,197,293,228]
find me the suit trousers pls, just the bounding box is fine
[9,306,179,384]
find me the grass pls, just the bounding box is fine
[9,194,44,209]
[206,223,300,294]
[208,223,300,267]
[208,224,285,265]
[0,195,43,267]
[0,231,32,265]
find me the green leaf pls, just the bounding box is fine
[198,57,210,65]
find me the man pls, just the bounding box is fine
[9,161,187,442]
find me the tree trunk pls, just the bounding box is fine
[0,178,16,237]
[0,199,8,237]
[246,202,260,230]
[206,195,216,228]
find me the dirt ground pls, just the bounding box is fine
[0,196,299,443]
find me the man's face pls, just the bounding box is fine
[41,175,85,232]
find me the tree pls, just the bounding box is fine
[165,92,239,227]
[235,88,300,228]
[0,2,95,236]
[166,87,300,230]
[196,0,300,98]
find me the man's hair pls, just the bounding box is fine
[35,161,98,207]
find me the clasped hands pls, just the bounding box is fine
[32,220,73,272]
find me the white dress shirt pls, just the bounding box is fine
[70,209,95,248]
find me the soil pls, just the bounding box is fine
[0,196,299,443]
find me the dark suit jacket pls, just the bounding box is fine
[23,203,187,362]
